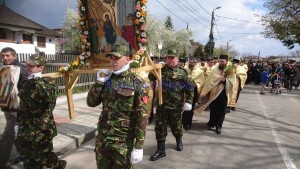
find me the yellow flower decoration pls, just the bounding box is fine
[141,11,146,17]
[134,18,140,25]
[141,0,147,5]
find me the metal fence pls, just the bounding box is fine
[17,53,96,95]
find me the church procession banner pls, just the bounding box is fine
[59,0,148,73]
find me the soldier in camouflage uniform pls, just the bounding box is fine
[17,54,67,169]
[86,45,149,169]
[149,49,194,161]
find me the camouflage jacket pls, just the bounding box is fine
[87,70,148,149]
[149,65,194,109]
[18,77,58,139]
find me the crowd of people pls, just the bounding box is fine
[0,44,250,168]
[246,60,300,94]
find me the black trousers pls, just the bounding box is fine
[236,83,242,103]
[182,86,198,128]
[207,88,228,128]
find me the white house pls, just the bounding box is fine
[0,3,59,54]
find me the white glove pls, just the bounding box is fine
[96,69,111,83]
[14,125,18,137]
[130,148,143,164]
[184,103,192,111]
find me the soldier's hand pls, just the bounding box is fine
[184,102,192,111]
[130,148,143,164]
[97,69,112,83]
[14,124,18,137]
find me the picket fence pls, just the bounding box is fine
[17,53,96,95]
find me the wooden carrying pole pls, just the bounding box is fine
[42,57,162,120]
[131,53,163,105]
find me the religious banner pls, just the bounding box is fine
[0,67,14,107]
[83,0,142,67]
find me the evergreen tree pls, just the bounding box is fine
[193,45,205,59]
[164,15,174,30]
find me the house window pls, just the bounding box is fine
[0,29,6,39]
[23,34,33,43]
[37,36,46,48]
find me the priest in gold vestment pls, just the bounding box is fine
[227,58,247,111]
[196,55,236,134]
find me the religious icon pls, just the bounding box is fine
[0,67,14,107]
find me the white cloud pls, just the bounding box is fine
[148,0,300,56]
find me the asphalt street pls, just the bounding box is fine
[58,85,300,169]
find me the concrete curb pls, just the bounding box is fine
[8,92,98,168]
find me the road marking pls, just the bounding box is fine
[258,95,298,169]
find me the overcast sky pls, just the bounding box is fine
[3,0,300,57]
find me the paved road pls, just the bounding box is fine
[58,85,300,169]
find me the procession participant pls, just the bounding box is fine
[197,54,235,134]
[0,47,27,168]
[240,59,249,72]
[198,58,207,77]
[18,54,66,169]
[178,57,188,69]
[205,58,214,76]
[149,49,194,161]
[212,57,218,66]
[182,57,205,130]
[86,45,148,168]
[228,58,247,111]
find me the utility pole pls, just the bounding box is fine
[208,7,221,59]
[226,40,232,53]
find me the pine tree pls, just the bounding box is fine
[164,15,174,30]
[193,45,205,59]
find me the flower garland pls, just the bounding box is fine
[224,64,236,77]
[59,0,148,73]
[130,0,147,68]
[59,0,90,74]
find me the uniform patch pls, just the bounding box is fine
[117,88,134,96]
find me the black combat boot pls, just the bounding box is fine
[150,141,166,161]
[176,138,183,151]
[54,160,67,169]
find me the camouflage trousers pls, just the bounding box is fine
[20,131,58,169]
[155,106,183,141]
[95,134,134,169]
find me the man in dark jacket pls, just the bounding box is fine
[0,47,28,168]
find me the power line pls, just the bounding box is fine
[179,0,211,24]
[194,0,211,16]
[153,0,207,32]
[215,24,224,43]
[215,15,262,25]
[216,23,262,29]
[154,0,187,25]
[172,0,209,28]
[218,32,261,34]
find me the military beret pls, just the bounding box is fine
[106,44,130,57]
[25,54,47,66]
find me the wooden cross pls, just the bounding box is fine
[42,54,162,119]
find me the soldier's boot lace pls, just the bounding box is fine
[53,160,67,169]
[176,138,183,151]
[150,141,166,161]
